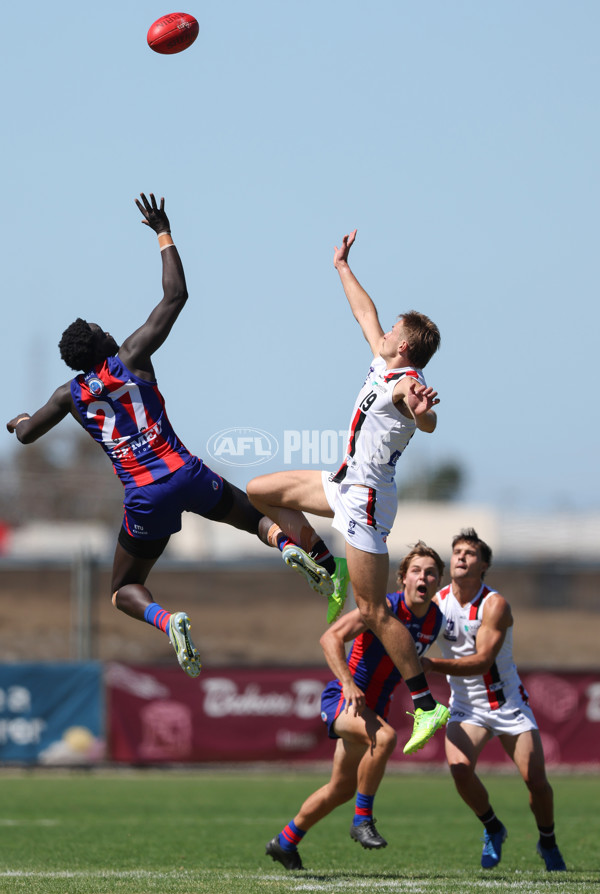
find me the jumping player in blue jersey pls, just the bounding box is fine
[6,193,334,676]
[266,541,445,871]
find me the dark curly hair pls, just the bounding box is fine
[58,318,99,371]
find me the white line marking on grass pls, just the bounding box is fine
[0,869,574,892]
[286,883,427,893]
[0,819,59,826]
[260,877,570,893]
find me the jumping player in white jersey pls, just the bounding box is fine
[421,528,566,872]
[248,229,449,756]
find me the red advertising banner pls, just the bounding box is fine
[106,664,600,766]
[107,664,333,764]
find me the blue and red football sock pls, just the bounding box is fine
[276,532,293,552]
[353,792,375,826]
[278,819,306,852]
[143,602,171,635]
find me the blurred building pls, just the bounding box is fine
[3,501,600,564]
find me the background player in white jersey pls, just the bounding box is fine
[421,528,566,872]
[248,229,449,756]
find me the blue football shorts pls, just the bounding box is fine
[320,681,347,739]
[122,455,224,541]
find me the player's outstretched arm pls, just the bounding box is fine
[118,193,189,371]
[6,383,74,444]
[333,230,384,356]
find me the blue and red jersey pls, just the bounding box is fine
[344,591,443,717]
[70,355,192,489]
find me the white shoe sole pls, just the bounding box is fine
[168,612,202,678]
[282,546,334,596]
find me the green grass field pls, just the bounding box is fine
[0,768,597,893]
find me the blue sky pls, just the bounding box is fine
[2,1,598,512]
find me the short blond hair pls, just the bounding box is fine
[399,311,441,369]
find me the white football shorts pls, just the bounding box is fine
[321,470,397,555]
[448,696,538,737]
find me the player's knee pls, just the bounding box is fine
[246,476,263,501]
[355,598,386,631]
[525,771,551,798]
[449,761,474,787]
[380,725,397,755]
[112,589,120,609]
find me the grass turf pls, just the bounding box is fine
[0,768,597,893]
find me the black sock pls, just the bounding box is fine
[309,539,336,575]
[405,673,436,712]
[478,808,503,835]
[538,824,556,849]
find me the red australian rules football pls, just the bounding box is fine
[147,13,199,55]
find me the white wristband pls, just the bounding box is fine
[160,243,176,252]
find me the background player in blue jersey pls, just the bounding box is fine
[266,541,445,871]
[6,193,332,677]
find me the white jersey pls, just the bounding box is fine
[436,583,527,713]
[331,356,425,488]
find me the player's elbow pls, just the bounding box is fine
[164,285,189,308]
[172,286,189,304]
[418,415,437,434]
[16,428,37,445]
[319,630,334,653]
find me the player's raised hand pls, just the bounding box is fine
[406,382,440,417]
[135,192,171,235]
[7,413,30,434]
[333,229,357,268]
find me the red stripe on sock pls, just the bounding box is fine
[411,687,431,698]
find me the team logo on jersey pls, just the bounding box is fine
[362,365,375,386]
[347,519,357,536]
[87,376,104,396]
[443,619,457,641]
